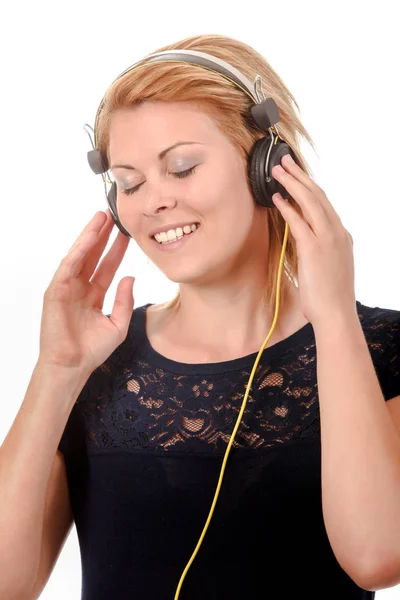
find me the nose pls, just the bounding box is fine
[142,179,178,215]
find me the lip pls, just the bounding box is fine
[152,224,201,251]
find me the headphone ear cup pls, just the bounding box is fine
[248,137,298,208]
[107,182,132,238]
[248,138,271,207]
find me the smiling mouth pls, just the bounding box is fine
[151,223,201,248]
[152,223,201,244]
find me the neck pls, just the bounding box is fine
[158,281,307,356]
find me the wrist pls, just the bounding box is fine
[312,308,362,340]
[34,358,92,385]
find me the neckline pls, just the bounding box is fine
[132,303,316,375]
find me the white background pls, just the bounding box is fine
[0,0,399,597]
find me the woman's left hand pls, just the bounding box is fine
[271,153,357,328]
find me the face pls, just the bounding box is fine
[108,100,269,287]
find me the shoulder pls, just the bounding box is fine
[356,299,400,401]
[356,299,399,351]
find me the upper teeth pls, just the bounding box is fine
[154,223,198,243]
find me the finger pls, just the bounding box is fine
[108,276,135,337]
[55,229,101,284]
[79,210,116,281]
[272,193,314,242]
[66,211,108,255]
[279,155,343,228]
[90,230,131,294]
[272,164,329,236]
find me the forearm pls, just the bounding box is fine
[314,311,400,586]
[0,361,89,598]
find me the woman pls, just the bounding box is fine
[1,33,399,600]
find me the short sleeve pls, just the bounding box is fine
[379,308,400,401]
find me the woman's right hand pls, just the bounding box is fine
[38,209,134,375]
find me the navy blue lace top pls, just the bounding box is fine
[58,299,400,599]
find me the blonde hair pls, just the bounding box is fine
[96,33,318,315]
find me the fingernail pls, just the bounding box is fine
[273,165,284,176]
[273,193,283,202]
[283,154,295,165]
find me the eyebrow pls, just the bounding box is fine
[111,141,203,171]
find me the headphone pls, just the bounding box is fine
[86,48,296,599]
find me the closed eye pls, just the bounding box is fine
[121,166,198,196]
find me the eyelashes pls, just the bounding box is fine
[121,166,198,196]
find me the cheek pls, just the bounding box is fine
[113,195,142,240]
[193,170,255,231]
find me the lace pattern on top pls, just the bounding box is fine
[59,300,400,457]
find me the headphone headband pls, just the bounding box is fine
[114,49,260,103]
